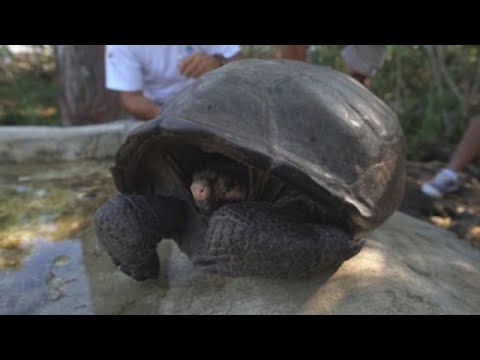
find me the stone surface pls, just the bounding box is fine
[1,157,479,315]
[145,212,480,315]
[0,120,141,164]
[5,212,478,315]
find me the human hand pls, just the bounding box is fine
[178,53,221,78]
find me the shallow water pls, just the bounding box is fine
[0,161,112,266]
[0,161,168,315]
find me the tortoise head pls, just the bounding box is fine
[190,155,248,215]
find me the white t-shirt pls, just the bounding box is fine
[105,45,241,104]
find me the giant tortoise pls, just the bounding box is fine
[94,59,405,281]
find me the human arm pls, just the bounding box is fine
[119,91,162,121]
[178,46,243,78]
[106,45,162,120]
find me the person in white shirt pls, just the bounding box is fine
[105,45,242,120]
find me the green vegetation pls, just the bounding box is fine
[0,45,60,126]
[310,45,480,160]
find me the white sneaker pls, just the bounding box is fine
[421,168,460,199]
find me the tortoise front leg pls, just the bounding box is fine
[192,202,364,279]
[94,194,187,281]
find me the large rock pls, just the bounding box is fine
[82,211,480,315]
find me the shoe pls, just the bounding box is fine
[421,168,460,198]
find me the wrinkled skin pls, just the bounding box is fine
[190,158,248,216]
[94,194,187,281]
[94,156,364,281]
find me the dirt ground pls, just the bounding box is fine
[401,161,480,249]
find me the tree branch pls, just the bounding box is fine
[436,45,467,116]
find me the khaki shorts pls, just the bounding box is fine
[341,45,387,77]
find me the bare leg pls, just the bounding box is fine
[276,45,309,61]
[447,115,480,172]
